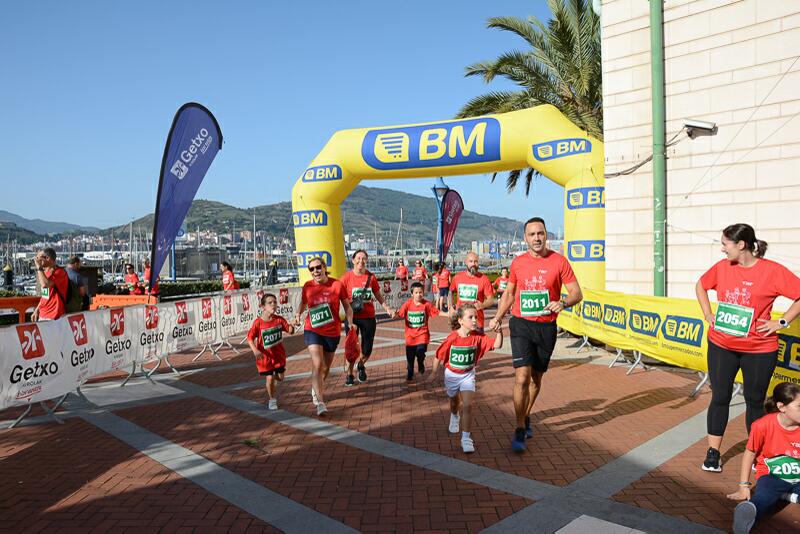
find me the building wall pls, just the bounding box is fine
[602,0,800,299]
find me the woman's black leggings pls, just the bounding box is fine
[353,317,377,358]
[706,340,778,436]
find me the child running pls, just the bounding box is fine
[247,293,295,410]
[430,303,503,453]
[494,267,510,296]
[727,382,800,533]
[395,282,440,381]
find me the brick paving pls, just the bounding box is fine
[1,314,798,532]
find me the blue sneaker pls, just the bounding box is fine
[525,416,533,439]
[512,428,526,452]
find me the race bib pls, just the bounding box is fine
[352,287,373,302]
[714,302,754,337]
[498,280,507,291]
[261,326,283,349]
[765,456,800,483]
[458,284,478,302]
[520,290,550,317]
[448,345,476,370]
[407,311,425,328]
[41,287,50,298]
[309,303,334,328]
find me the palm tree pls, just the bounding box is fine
[457,0,602,195]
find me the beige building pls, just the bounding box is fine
[601,0,800,300]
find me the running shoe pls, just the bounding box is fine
[316,401,328,416]
[525,416,533,439]
[782,492,800,503]
[268,399,278,410]
[311,387,319,407]
[461,436,475,453]
[701,447,722,472]
[448,413,460,434]
[732,501,756,534]
[357,363,367,383]
[344,374,355,387]
[512,427,527,452]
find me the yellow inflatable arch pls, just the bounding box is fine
[292,105,605,289]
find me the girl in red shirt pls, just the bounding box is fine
[431,303,502,453]
[727,382,800,533]
[247,293,295,410]
[396,282,440,381]
[221,262,238,291]
[494,267,510,295]
[696,224,800,473]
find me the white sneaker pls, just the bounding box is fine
[311,387,319,406]
[316,401,328,416]
[448,413,460,434]
[268,399,278,411]
[461,436,475,453]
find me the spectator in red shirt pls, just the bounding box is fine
[395,260,409,281]
[32,247,69,321]
[124,264,144,295]
[221,261,238,290]
[143,258,160,300]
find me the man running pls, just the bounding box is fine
[489,217,582,452]
[449,252,495,330]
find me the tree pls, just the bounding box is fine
[457,0,602,195]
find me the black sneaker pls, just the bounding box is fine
[524,416,533,439]
[512,427,526,452]
[406,369,414,382]
[732,501,756,534]
[344,374,355,387]
[701,447,722,472]
[357,363,367,383]
[417,358,425,374]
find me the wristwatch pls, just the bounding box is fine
[779,318,789,329]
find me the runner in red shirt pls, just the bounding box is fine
[449,252,495,329]
[490,217,582,452]
[340,249,394,386]
[221,261,238,291]
[247,293,295,410]
[494,267,510,296]
[294,256,353,416]
[436,262,451,312]
[32,247,69,321]
[396,281,440,381]
[696,223,800,473]
[395,260,409,281]
[726,382,800,533]
[412,260,428,285]
[124,264,144,295]
[430,303,502,453]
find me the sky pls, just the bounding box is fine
[0,0,565,232]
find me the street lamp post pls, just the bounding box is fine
[431,177,449,263]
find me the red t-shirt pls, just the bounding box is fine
[247,315,291,372]
[397,298,440,345]
[302,277,347,337]
[125,273,144,295]
[436,330,495,374]
[700,258,800,353]
[412,267,427,281]
[340,270,382,319]
[222,270,236,291]
[432,274,438,292]
[438,268,451,288]
[144,267,160,295]
[509,251,577,323]
[38,267,69,320]
[747,412,800,483]
[395,266,408,280]
[450,271,495,327]
[494,276,510,292]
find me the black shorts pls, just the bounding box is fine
[438,288,450,297]
[509,317,557,372]
[260,367,286,377]
[304,330,340,353]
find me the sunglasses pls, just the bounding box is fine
[308,265,323,272]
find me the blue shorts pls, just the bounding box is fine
[304,330,339,353]
[438,287,450,297]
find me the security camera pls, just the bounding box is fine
[684,119,718,139]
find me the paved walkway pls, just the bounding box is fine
[2,313,799,533]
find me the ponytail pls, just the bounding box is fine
[754,239,768,259]
[764,382,800,414]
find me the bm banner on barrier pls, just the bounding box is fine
[558,289,800,390]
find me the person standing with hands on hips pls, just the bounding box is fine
[489,217,582,452]
[696,223,800,473]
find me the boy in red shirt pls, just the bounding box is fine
[32,247,69,321]
[396,282,440,381]
[247,293,295,410]
[431,303,503,453]
[727,382,800,533]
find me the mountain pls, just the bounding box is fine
[105,186,524,245]
[0,221,42,244]
[0,210,99,235]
